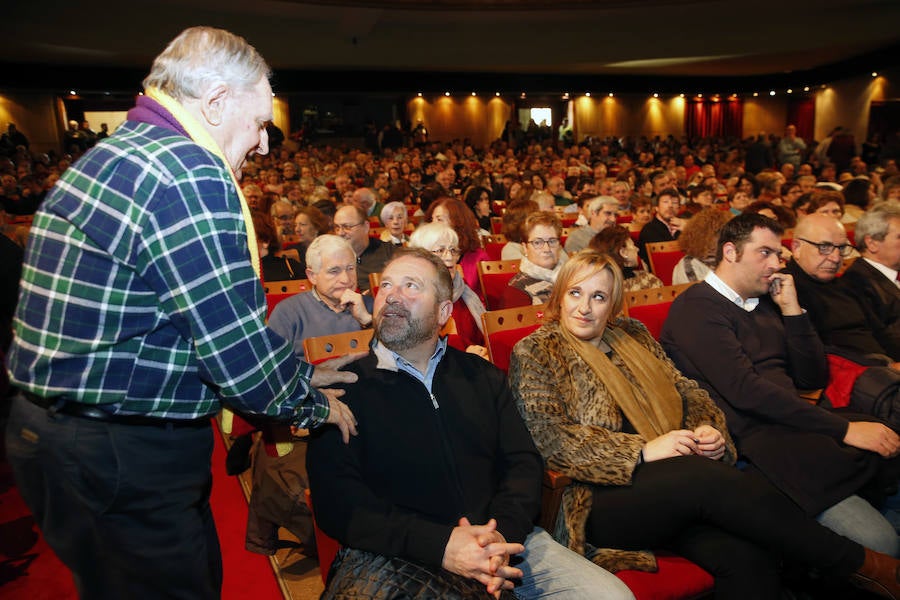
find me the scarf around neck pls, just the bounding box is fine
[559,322,683,440]
[452,270,486,333]
[143,87,260,280]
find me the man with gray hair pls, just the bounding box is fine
[841,202,900,354]
[564,196,618,254]
[268,234,374,361]
[5,27,356,598]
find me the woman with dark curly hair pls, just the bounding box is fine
[425,196,489,291]
[463,185,494,233]
[671,208,733,285]
[589,225,662,291]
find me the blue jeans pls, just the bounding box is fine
[817,494,900,557]
[514,527,634,600]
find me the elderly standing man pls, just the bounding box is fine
[307,247,633,600]
[5,27,357,599]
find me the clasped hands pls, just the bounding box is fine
[442,517,524,598]
[642,424,726,463]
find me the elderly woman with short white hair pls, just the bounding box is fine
[379,201,409,245]
[408,222,488,359]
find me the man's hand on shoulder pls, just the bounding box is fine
[442,517,524,596]
[309,352,366,387]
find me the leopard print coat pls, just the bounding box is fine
[509,317,736,572]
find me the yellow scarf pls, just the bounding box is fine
[145,87,260,279]
[145,88,263,442]
[560,322,683,440]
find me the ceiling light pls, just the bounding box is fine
[787,89,793,94]
[769,90,776,96]
[471,92,476,96]
[495,92,500,97]
[585,92,591,97]
[753,92,759,97]
[417,92,423,97]
[444,91,450,96]
[803,86,810,92]
[652,93,659,98]
[69,90,77,95]
[608,92,614,97]
[679,93,685,98]
[872,72,878,77]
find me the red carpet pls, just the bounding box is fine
[0,419,283,599]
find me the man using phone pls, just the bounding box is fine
[661,213,900,556]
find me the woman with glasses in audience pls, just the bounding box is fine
[509,250,900,599]
[503,211,565,307]
[425,197,490,292]
[408,222,488,359]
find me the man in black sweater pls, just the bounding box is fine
[307,248,630,599]
[661,213,900,556]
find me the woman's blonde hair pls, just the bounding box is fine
[544,250,624,324]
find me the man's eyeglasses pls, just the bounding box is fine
[797,238,854,258]
[526,238,560,250]
[333,222,365,234]
[432,247,462,258]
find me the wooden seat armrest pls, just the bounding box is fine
[539,469,572,532]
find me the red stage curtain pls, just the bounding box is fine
[787,98,815,141]
[685,98,743,139]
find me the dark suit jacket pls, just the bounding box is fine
[841,258,900,360]
[785,258,895,361]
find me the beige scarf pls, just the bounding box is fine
[145,87,261,279]
[560,323,682,440]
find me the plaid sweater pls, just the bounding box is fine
[8,117,327,424]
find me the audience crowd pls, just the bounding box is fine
[6,115,900,598]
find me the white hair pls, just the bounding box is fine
[380,201,407,224]
[305,234,355,273]
[143,26,271,100]
[408,222,459,250]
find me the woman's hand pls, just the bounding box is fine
[642,430,700,462]
[693,425,726,460]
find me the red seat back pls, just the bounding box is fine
[477,260,520,310]
[482,305,545,371]
[646,241,685,287]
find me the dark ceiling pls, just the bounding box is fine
[3,0,899,94]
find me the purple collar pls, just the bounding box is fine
[126,95,190,138]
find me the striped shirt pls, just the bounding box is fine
[7,119,328,424]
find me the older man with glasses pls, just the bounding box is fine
[786,213,900,365]
[332,204,394,293]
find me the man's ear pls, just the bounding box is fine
[863,234,879,255]
[437,299,453,326]
[200,84,229,127]
[723,241,738,263]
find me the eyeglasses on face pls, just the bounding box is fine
[431,246,462,257]
[797,238,854,258]
[333,222,365,233]
[527,238,560,250]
